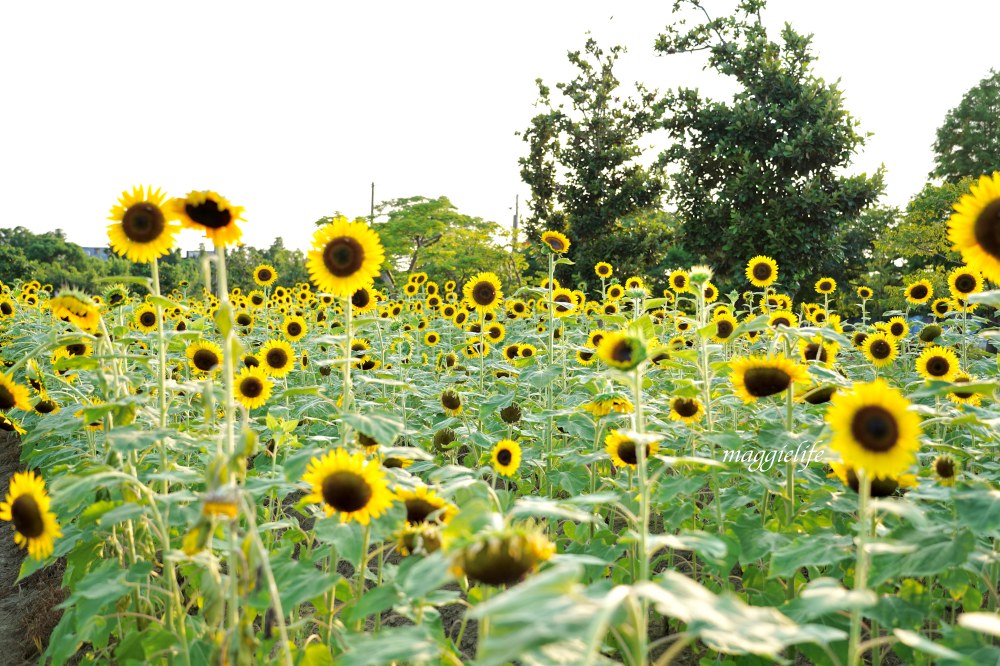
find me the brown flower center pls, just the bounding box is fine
[257,268,272,282]
[935,457,956,478]
[973,198,1000,259]
[441,392,461,410]
[742,367,791,397]
[804,342,827,363]
[266,348,289,369]
[909,284,928,300]
[239,376,264,398]
[819,280,832,291]
[0,386,15,411]
[405,498,442,524]
[351,288,370,309]
[67,343,87,356]
[185,198,232,229]
[889,322,905,337]
[954,273,977,294]
[496,448,513,466]
[286,322,302,337]
[925,355,950,377]
[472,281,496,306]
[715,319,734,339]
[192,349,220,371]
[122,202,166,243]
[850,406,898,453]
[11,494,44,538]
[545,236,566,251]
[610,340,633,364]
[673,398,699,418]
[870,339,892,360]
[752,262,772,280]
[140,311,156,327]
[322,237,365,277]
[236,313,252,326]
[321,471,372,513]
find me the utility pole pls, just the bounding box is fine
[370,182,375,224]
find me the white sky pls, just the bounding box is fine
[1,1,998,254]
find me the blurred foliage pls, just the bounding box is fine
[931,69,1000,183]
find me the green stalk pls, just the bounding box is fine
[150,259,170,497]
[342,297,354,444]
[848,470,872,666]
[545,253,555,500]
[632,365,650,665]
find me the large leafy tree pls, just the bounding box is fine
[655,0,883,296]
[519,38,669,290]
[931,69,1000,183]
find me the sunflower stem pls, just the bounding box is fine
[848,469,872,666]
[343,297,354,444]
[632,365,651,665]
[150,259,170,498]
[353,522,370,631]
[215,245,237,459]
[545,253,556,503]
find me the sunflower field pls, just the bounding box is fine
[1,177,1000,666]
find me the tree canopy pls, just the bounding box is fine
[931,69,1000,183]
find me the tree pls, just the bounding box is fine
[931,69,1000,183]
[519,38,669,290]
[655,0,883,297]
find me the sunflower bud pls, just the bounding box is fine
[687,264,714,286]
[918,324,942,343]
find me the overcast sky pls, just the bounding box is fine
[2,1,997,254]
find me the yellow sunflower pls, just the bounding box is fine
[253,264,278,287]
[702,282,719,303]
[441,389,463,417]
[885,316,909,340]
[462,272,504,314]
[350,286,378,315]
[307,217,385,298]
[668,269,690,293]
[948,171,1000,283]
[857,286,873,300]
[711,312,739,344]
[904,280,933,305]
[931,298,952,318]
[49,289,102,333]
[0,414,26,435]
[915,345,960,382]
[828,462,917,498]
[948,266,983,298]
[491,439,522,477]
[768,310,798,330]
[862,332,898,368]
[234,366,273,410]
[172,190,245,247]
[282,315,307,342]
[0,372,32,412]
[396,485,456,526]
[798,336,838,368]
[134,303,159,333]
[596,331,646,371]
[107,185,180,263]
[729,354,809,403]
[259,339,295,378]
[815,277,837,295]
[745,256,778,288]
[669,396,704,424]
[451,523,554,586]
[186,340,223,375]
[302,449,395,525]
[595,262,613,279]
[540,230,570,254]
[948,374,982,407]
[0,471,61,560]
[826,380,921,479]
[932,455,958,487]
[605,430,660,468]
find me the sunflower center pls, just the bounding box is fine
[973,199,1000,259]
[287,322,302,337]
[926,356,951,377]
[772,317,790,328]
[11,494,44,539]
[185,199,232,229]
[240,376,264,398]
[266,348,289,368]
[853,332,869,347]
[672,276,685,288]
[935,457,956,478]
[237,313,252,326]
[850,406,899,453]
[870,339,891,359]
[67,343,87,356]
[472,281,496,306]
[122,202,166,243]
[910,284,928,300]
[140,312,156,327]
[321,471,372,513]
[441,392,461,410]
[109,293,123,305]
[257,269,272,282]
[952,378,974,400]
[0,385,15,411]
[598,266,610,276]
[716,320,734,339]
[35,399,56,414]
[955,274,977,293]
[742,367,792,397]
[616,440,642,465]
[322,237,365,278]
[752,263,772,280]
[611,340,633,364]
[546,236,566,251]
[554,295,573,311]
[673,398,699,418]
[890,323,905,337]
[496,448,513,466]
[192,349,220,372]
[351,289,370,309]
[405,498,441,524]
[804,342,827,363]
[819,281,832,291]
[579,349,594,361]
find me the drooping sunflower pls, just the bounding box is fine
[826,380,921,479]
[462,272,504,314]
[134,303,159,333]
[948,171,1000,283]
[0,471,61,560]
[595,262,613,279]
[0,372,32,412]
[396,485,456,526]
[234,366,273,410]
[745,255,778,288]
[605,431,660,468]
[857,286,873,300]
[828,462,917,498]
[451,523,554,587]
[0,414,27,435]
[915,345,960,382]
[49,289,102,333]
[260,339,295,378]
[815,277,837,295]
[540,230,570,254]
[904,280,933,305]
[302,449,395,525]
[172,190,245,247]
[441,389,463,417]
[107,185,180,263]
[596,331,646,371]
[253,264,278,287]
[918,323,942,343]
[948,266,983,298]
[669,396,705,424]
[729,353,809,403]
[862,332,898,368]
[491,439,522,477]
[186,340,223,375]
[282,315,307,342]
[307,217,385,298]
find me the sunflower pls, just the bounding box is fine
[234,366,273,410]
[918,323,942,343]
[768,310,799,330]
[885,316,909,340]
[485,323,506,342]
[134,303,158,333]
[282,315,307,342]
[540,230,570,254]
[235,311,254,330]
[0,372,31,412]
[247,290,267,308]
[307,217,385,298]
[451,523,554,586]
[257,339,295,378]
[948,266,983,298]
[826,380,921,479]
[828,462,917,498]
[931,298,952,318]
[948,374,982,407]
[745,256,778,288]
[107,185,180,263]
[350,286,378,315]
[668,269,690,293]
[857,286,873,300]
[815,277,837,295]
[253,264,278,287]
[463,272,504,314]
[606,431,660,468]
[396,485,456,525]
[932,455,958,487]
[798,336,838,367]
[302,449,395,525]
[172,190,245,247]
[441,389,463,417]
[729,354,809,403]
[423,331,441,346]
[948,171,1000,283]
[186,340,223,375]
[597,331,646,371]
[576,346,598,366]
[595,262,613,279]
[861,332,898,368]
[0,471,61,560]
[915,345,960,382]
[669,396,704,424]
[49,289,102,333]
[711,312,739,344]
[904,280,933,305]
[491,439,522,477]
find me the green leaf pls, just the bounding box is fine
[300,643,335,666]
[769,533,852,578]
[338,626,439,666]
[342,411,404,446]
[781,578,877,623]
[893,629,965,661]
